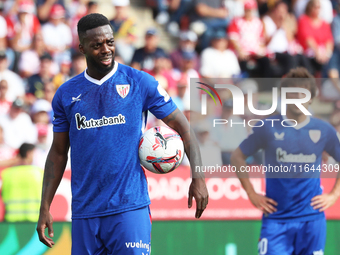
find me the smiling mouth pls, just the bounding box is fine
[100,56,112,65]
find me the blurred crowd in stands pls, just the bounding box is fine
[0,0,340,171]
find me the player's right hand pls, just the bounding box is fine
[248,192,278,214]
[36,211,55,248]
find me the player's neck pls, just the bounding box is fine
[285,111,307,124]
[86,63,115,81]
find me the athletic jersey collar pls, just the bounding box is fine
[282,115,310,130]
[84,61,118,85]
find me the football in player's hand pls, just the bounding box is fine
[139,126,184,174]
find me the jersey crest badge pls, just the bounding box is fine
[309,130,321,143]
[116,84,130,99]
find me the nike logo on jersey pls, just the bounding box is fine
[72,94,81,103]
[75,113,126,130]
[313,250,324,255]
[274,132,284,140]
[276,147,316,163]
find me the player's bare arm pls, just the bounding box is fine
[37,131,70,248]
[162,108,209,219]
[311,172,340,212]
[231,147,277,214]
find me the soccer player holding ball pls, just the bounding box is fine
[36,13,208,254]
[231,68,340,255]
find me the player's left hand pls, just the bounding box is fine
[188,178,209,219]
[311,193,338,212]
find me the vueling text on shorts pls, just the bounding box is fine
[125,240,150,252]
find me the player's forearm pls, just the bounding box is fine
[330,173,340,199]
[39,151,68,211]
[162,108,203,178]
[183,128,204,179]
[231,148,255,195]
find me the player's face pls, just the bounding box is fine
[80,25,115,76]
[285,86,312,116]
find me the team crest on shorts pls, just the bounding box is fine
[116,84,130,98]
[309,130,321,143]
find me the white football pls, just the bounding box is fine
[139,126,184,174]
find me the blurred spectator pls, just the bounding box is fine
[41,4,72,65]
[228,0,272,77]
[0,51,25,102]
[67,0,87,19]
[110,0,137,65]
[171,50,201,111]
[31,99,53,125]
[191,0,229,50]
[297,0,333,75]
[262,1,299,77]
[0,98,37,149]
[172,77,189,111]
[32,123,50,169]
[6,0,41,55]
[0,125,15,162]
[71,51,86,77]
[238,78,260,121]
[155,0,170,25]
[37,0,66,23]
[86,1,99,13]
[69,1,97,51]
[225,0,245,20]
[210,99,248,165]
[145,51,171,90]
[0,80,11,116]
[170,31,200,70]
[0,8,6,50]
[31,99,53,159]
[18,32,49,78]
[200,30,240,78]
[195,119,223,167]
[43,81,56,104]
[131,28,167,71]
[171,51,200,98]
[294,0,333,23]
[53,54,71,88]
[1,143,43,222]
[171,51,200,88]
[167,0,193,36]
[322,4,340,99]
[26,53,54,102]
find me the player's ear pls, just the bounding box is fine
[79,44,84,55]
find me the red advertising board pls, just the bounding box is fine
[43,166,340,221]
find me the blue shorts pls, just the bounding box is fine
[72,206,152,255]
[258,217,326,255]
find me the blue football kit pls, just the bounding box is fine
[52,61,177,254]
[239,115,340,255]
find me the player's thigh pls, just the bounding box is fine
[258,221,295,255]
[101,206,152,255]
[295,217,326,255]
[72,218,107,255]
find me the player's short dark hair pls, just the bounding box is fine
[280,67,317,99]
[18,143,35,159]
[77,13,113,43]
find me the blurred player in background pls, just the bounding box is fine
[231,67,340,255]
[36,13,208,255]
